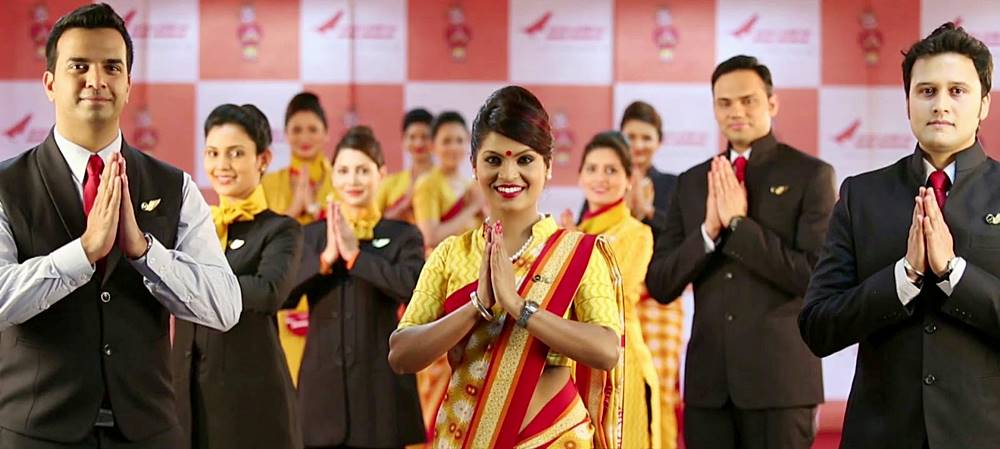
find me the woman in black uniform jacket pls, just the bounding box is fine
[288,125,425,449]
[172,104,303,449]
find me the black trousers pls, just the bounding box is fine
[684,401,817,449]
[0,426,180,449]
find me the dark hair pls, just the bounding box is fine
[431,111,467,139]
[620,101,663,141]
[402,108,434,133]
[46,3,134,75]
[580,131,633,179]
[204,104,273,154]
[470,86,553,165]
[285,92,328,129]
[902,22,992,97]
[334,125,385,168]
[711,55,774,97]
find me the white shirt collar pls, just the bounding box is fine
[921,158,956,185]
[730,148,752,161]
[53,127,122,184]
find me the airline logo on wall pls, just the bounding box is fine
[730,13,810,44]
[238,3,262,61]
[316,9,398,39]
[30,4,51,61]
[120,8,191,39]
[952,16,1000,46]
[446,5,472,61]
[551,111,575,166]
[132,106,159,152]
[653,7,679,62]
[3,113,48,145]
[832,119,912,149]
[522,11,604,41]
[858,9,883,66]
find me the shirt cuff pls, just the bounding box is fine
[935,257,967,296]
[129,237,170,285]
[53,239,95,287]
[701,224,718,253]
[894,258,922,307]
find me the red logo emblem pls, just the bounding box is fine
[4,114,32,140]
[446,5,472,61]
[653,7,679,62]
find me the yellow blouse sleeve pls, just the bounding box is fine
[398,235,454,329]
[412,175,440,224]
[572,242,623,335]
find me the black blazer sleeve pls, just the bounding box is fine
[942,262,1000,341]
[720,163,836,297]
[645,179,713,303]
[285,221,345,308]
[240,218,303,314]
[348,225,425,303]
[799,178,913,357]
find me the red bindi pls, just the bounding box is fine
[505,151,512,157]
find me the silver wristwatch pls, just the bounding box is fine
[515,300,540,329]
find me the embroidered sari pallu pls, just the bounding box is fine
[432,230,624,449]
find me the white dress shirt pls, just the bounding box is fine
[0,128,241,331]
[894,159,967,306]
[702,149,753,253]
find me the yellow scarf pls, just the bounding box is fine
[212,185,268,249]
[290,155,329,185]
[578,198,629,235]
[340,203,381,241]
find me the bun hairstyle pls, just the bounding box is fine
[619,101,663,141]
[470,85,553,166]
[334,125,385,168]
[403,108,434,132]
[204,103,273,154]
[580,131,633,179]
[431,110,467,139]
[285,92,328,129]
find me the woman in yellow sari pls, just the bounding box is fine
[561,131,661,449]
[389,86,625,449]
[262,92,335,383]
[413,111,485,248]
[376,108,435,224]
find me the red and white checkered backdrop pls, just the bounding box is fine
[4,0,1000,402]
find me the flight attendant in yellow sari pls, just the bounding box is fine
[262,92,335,384]
[412,111,485,248]
[376,108,435,224]
[561,131,661,449]
[389,86,625,449]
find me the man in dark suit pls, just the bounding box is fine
[645,55,835,449]
[0,5,241,448]
[800,23,1000,449]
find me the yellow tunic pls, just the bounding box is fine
[579,200,661,449]
[375,169,415,223]
[411,167,479,234]
[260,156,334,385]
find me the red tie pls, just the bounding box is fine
[83,155,104,216]
[928,170,951,210]
[732,155,748,183]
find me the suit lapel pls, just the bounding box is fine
[37,132,87,241]
[224,219,260,273]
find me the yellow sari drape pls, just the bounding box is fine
[579,199,662,449]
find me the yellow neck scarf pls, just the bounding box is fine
[578,197,629,235]
[340,203,381,241]
[290,155,330,184]
[212,185,268,249]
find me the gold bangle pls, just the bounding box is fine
[470,291,494,321]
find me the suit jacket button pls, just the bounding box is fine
[103,344,112,356]
[924,323,937,334]
[100,292,111,303]
[923,374,936,385]
[724,272,734,280]
[725,313,734,321]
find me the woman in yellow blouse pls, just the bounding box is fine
[561,131,661,449]
[412,111,485,248]
[376,108,435,223]
[261,92,335,224]
[389,86,625,449]
[262,92,335,384]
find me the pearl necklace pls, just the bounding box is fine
[509,235,533,263]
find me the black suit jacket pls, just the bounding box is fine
[800,143,1000,448]
[172,210,303,449]
[646,132,834,409]
[288,219,425,448]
